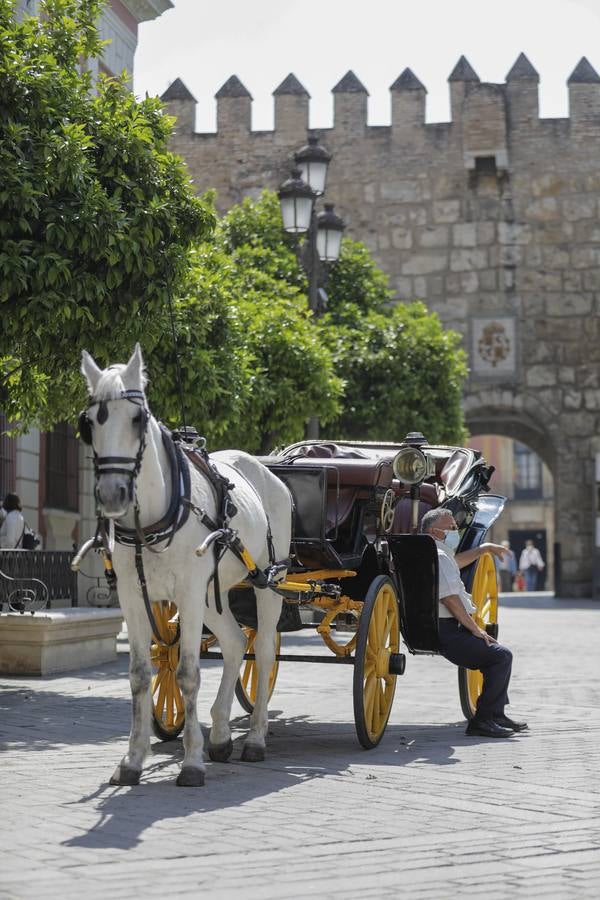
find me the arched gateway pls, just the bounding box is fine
[162,55,600,597]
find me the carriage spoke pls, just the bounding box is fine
[364,675,377,725]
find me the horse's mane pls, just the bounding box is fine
[94,365,144,401]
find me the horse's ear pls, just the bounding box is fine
[81,350,102,394]
[123,343,148,390]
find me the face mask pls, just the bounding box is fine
[442,529,460,553]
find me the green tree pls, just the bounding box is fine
[0,0,214,427]
[324,238,468,444]
[211,195,468,445]
[150,196,342,453]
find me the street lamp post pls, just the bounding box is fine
[278,135,345,436]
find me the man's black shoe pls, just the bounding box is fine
[465,717,513,738]
[493,714,528,732]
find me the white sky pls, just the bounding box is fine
[133,0,600,132]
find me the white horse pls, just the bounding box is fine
[80,344,292,787]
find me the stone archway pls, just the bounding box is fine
[464,388,592,597]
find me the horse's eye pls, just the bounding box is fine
[132,412,141,425]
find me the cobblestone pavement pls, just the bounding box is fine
[1,594,599,900]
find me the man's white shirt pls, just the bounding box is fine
[435,539,476,618]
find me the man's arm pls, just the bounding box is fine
[455,542,507,569]
[440,594,497,645]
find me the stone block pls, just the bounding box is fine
[582,270,600,291]
[461,272,479,293]
[402,253,447,275]
[450,248,488,272]
[364,183,377,203]
[381,180,427,202]
[418,226,449,248]
[559,366,576,384]
[562,196,596,220]
[441,297,469,318]
[546,294,593,316]
[538,221,575,244]
[530,173,568,197]
[479,269,497,290]
[477,222,496,244]
[571,246,600,269]
[584,389,600,410]
[407,207,428,226]
[432,199,461,223]
[413,276,428,297]
[452,223,477,247]
[564,271,583,291]
[429,276,444,295]
[0,609,123,675]
[526,365,558,388]
[525,197,560,222]
[497,222,532,245]
[391,227,413,249]
[394,276,413,298]
[521,269,562,291]
[564,390,583,410]
[494,245,523,267]
[542,246,570,269]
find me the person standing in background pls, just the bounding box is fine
[496,539,517,592]
[0,493,25,549]
[519,539,545,592]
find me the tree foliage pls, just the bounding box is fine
[0,0,214,426]
[150,196,342,453]
[324,238,468,444]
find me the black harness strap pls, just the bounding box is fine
[134,542,181,647]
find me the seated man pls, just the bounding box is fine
[421,508,528,738]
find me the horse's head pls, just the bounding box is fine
[80,344,149,518]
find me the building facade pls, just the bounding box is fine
[160,55,600,597]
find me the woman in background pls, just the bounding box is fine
[0,493,25,548]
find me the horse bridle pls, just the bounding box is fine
[79,389,150,503]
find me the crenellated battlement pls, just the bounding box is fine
[161,53,600,143]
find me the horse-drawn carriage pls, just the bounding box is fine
[150,433,505,750]
[77,346,506,786]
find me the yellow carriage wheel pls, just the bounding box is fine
[150,601,185,741]
[235,627,281,714]
[458,552,499,720]
[353,576,400,749]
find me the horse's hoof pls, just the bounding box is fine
[109,764,141,786]
[208,739,233,763]
[241,743,265,763]
[176,766,205,787]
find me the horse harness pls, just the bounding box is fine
[79,390,282,647]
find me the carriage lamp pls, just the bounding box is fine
[316,204,345,262]
[294,135,332,196]
[393,447,429,484]
[278,169,315,233]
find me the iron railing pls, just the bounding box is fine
[0,550,78,613]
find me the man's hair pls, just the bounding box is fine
[421,507,452,534]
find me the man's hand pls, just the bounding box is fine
[481,542,509,561]
[473,624,498,645]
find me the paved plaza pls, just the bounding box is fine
[1,594,599,899]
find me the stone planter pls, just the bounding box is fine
[0,608,124,675]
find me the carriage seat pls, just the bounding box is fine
[286,457,394,534]
[391,481,444,534]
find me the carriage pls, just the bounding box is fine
[150,431,506,750]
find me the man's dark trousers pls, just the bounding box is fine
[438,619,513,717]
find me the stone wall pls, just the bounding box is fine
[161,55,600,597]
